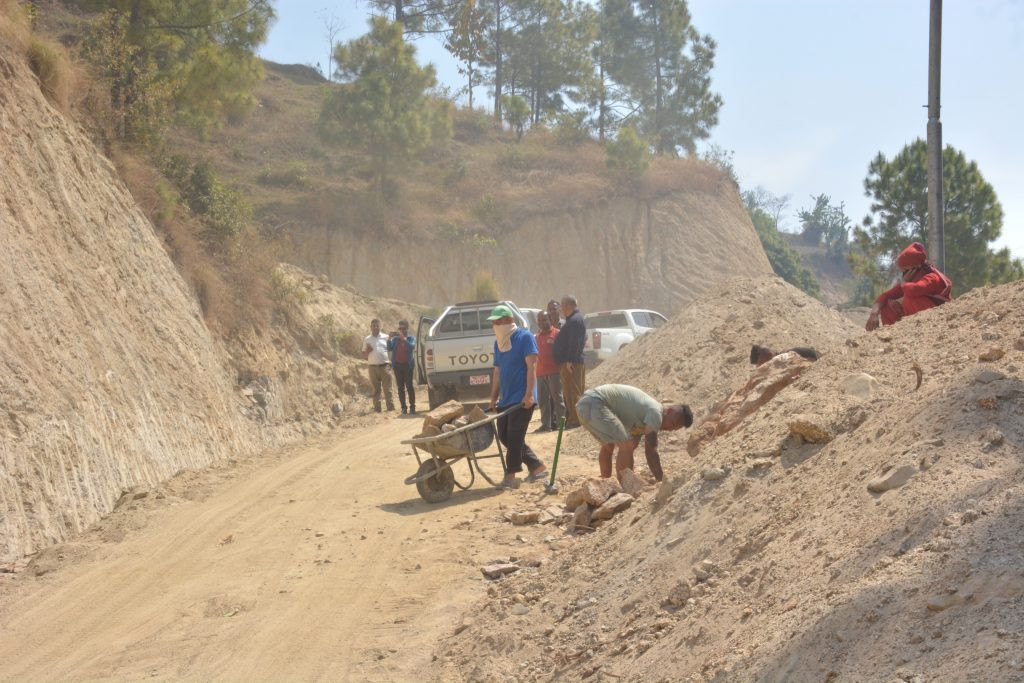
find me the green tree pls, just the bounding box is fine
[631,0,721,155]
[605,125,648,178]
[588,0,644,141]
[318,17,452,193]
[797,194,850,261]
[366,0,453,35]
[852,139,1022,294]
[78,0,274,143]
[746,205,821,298]
[444,0,489,109]
[500,93,530,140]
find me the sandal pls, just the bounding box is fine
[525,469,549,483]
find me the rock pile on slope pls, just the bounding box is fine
[434,278,1024,681]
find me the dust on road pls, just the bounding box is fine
[0,414,571,680]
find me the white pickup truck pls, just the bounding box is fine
[583,309,668,365]
[415,300,532,409]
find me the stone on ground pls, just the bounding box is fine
[591,492,634,521]
[867,464,917,493]
[423,400,464,429]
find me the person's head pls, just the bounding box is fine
[537,310,551,332]
[547,299,560,321]
[370,318,381,335]
[398,319,409,335]
[750,344,775,366]
[560,295,578,316]
[896,241,928,281]
[660,404,694,431]
[485,304,516,331]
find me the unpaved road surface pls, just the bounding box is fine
[0,415,573,680]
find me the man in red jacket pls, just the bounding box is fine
[866,242,952,331]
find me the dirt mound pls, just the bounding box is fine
[589,275,860,415]
[433,279,1024,681]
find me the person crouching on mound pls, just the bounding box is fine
[866,242,952,331]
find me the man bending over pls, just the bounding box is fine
[576,384,692,483]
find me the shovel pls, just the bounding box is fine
[545,416,566,495]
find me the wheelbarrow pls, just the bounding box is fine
[401,406,515,503]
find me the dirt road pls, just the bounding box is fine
[0,415,570,680]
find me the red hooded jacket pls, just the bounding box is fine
[874,243,953,316]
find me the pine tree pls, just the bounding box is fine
[851,139,1022,296]
[318,17,452,194]
[78,0,274,142]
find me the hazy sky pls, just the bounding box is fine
[260,0,1024,259]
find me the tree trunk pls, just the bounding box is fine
[468,62,474,110]
[653,3,662,152]
[494,0,503,122]
[598,56,606,142]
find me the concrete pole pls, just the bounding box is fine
[927,0,944,269]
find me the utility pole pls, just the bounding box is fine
[927,0,944,269]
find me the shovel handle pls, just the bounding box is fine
[549,416,566,487]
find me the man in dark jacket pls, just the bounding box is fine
[553,295,586,428]
[388,320,416,414]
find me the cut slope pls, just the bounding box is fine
[295,188,773,314]
[0,38,424,561]
[435,279,1024,681]
[0,40,266,560]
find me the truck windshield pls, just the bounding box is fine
[434,307,492,336]
[586,313,629,329]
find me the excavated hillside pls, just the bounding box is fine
[434,278,1024,681]
[177,61,772,314]
[296,188,770,315]
[0,36,422,562]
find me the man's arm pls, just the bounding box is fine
[362,338,371,360]
[867,283,903,331]
[488,367,501,410]
[523,354,537,408]
[643,429,664,482]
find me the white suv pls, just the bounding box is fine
[583,309,667,364]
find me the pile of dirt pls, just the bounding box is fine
[589,275,860,417]
[433,279,1024,681]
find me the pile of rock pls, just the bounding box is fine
[562,470,649,532]
[497,470,652,532]
[416,400,487,437]
[413,400,489,457]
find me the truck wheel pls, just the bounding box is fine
[415,459,455,503]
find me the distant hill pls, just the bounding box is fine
[780,232,858,307]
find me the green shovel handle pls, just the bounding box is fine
[549,416,566,487]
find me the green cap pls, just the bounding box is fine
[486,304,516,321]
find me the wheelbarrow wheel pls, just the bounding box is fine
[415,459,455,503]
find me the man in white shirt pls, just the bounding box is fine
[362,318,395,412]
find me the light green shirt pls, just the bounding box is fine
[592,384,663,437]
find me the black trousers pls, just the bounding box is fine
[394,363,416,410]
[496,405,543,474]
